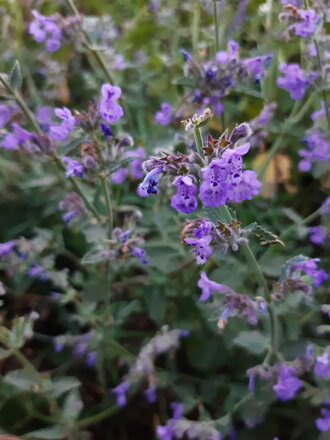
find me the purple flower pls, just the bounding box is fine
[321,197,330,215]
[59,192,84,224]
[316,408,330,432]
[112,167,128,184]
[99,83,124,124]
[112,381,130,407]
[277,63,316,100]
[291,258,327,287]
[298,131,330,172]
[194,220,213,238]
[291,9,319,38]
[119,230,132,243]
[37,106,53,125]
[199,159,229,207]
[62,157,84,178]
[29,10,62,52]
[144,386,157,403]
[130,247,148,264]
[171,175,198,214]
[244,55,273,81]
[184,235,213,265]
[86,351,97,367]
[227,170,262,203]
[140,167,163,195]
[54,338,64,353]
[0,240,16,258]
[28,264,48,281]
[49,107,75,141]
[0,103,17,128]
[2,123,32,150]
[273,364,301,401]
[100,123,113,137]
[197,272,234,301]
[155,103,172,126]
[308,226,328,245]
[125,147,145,179]
[314,352,330,379]
[281,0,301,4]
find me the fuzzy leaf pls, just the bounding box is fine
[233,331,269,355]
[244,222,284,246]
[23,426,65,440]
[9,61,22,90]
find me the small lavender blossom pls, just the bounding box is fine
[112,167,128,184]
[197,272,234,301]
[171,176,198,214]
[277,63,316,100]
[308,226,329,245]
[244,55,273,81]
[37,106,53,125]
[290,258,327,287]
[155,102,172,125]
[62,157,84,178]
[99,83,124,124]
[28,264,48,281]
[29,10,62,52]
[144,386,157,403]
[316,408,330,431]
[100,123,113,137]
[290,9,319,38]
[140,167,163,194]
[273,364,301,401]
[185,236,213,265]
[49,107,75,141]
[0,103,17,128]
[86,351,97,367]
[130,247,148,264]
[59,192,84,224]
[298,131,330,172]
[0,240,16,258]
[2,123,32,150]
[321,197,330,215]
[314,352,330,379]
[112,381,130,407]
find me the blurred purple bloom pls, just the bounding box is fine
[155,103,172,126]
[185,236,213,265]
[37,106,53,125]
[244,55,273,81]
[28,264,48,281]
[314,352,330,379]
[291,258,327,287]
[86,351,97,367]
[273,364,301,401]
[130,247,148,264]
[298,131,330,172]
[29,10,62,52]
[2,123,32,150]
[0,103,17,128]
[49,107,75,141]
[197,272,234,301]
[62,157,84,178]
[113,54,126,70]
[99,83,124,124]
[321,197,330,215]
[0,240,16,258]
[112,381,130,407]
[112,167,128,184]
[308,226,328,245]
[144,386,157,403]
[277,63,316,100]
[290,9,319,38]
[316,408,330,431]
[171,175,198,214]
[59,192,84,224]
[100,123,113,137]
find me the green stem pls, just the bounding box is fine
[314,37,330,133]
[75,404,119,429]
[13,349,39,375]
[217,205,279,356]
[192,2,200,56]
[101,178,113,239]
[280,207,321,241]
[213,0,220,53]
[193,126,204,156]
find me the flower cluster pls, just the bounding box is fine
[180,41,273,115]
[181,218,249,265]
[197,272,264,327]
[139,121,261,213]
[112,327,188,406]
[279,5,319,38]
[59,192,85,224]
[155,102,172,126]
[277,63,317,100]
[157,403,221,440]
[29,10,62,52]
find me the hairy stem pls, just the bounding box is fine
[101,178,113,240]
[193,126,204,156]
[217,205,279,357]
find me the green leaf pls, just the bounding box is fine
[47,376,81,398]
[9,60,23,90]
[233,331,269,355]
[172,76,197,88]
[61,136,85,155]
[81,245,110,264]
[0,326,13,347]
[0,347,11,360]
[23,426,65,439]
[108,157,135,176]
[61,388,83,422]
[4,369,40,391]
[244,222,284,246]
